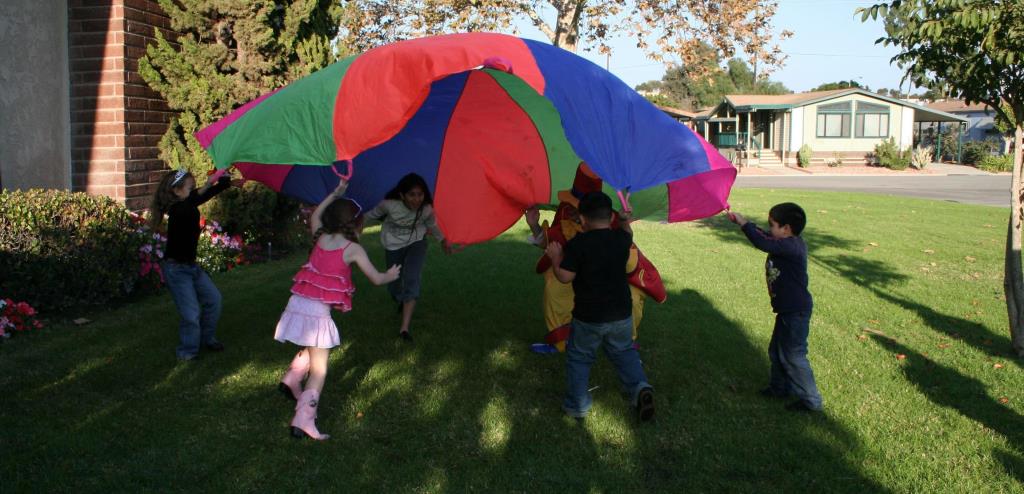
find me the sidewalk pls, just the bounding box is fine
[736,162,998,177]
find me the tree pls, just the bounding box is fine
[812,80,865,91]
[995,102,1019,155]
[138,1,343,249]
[340,1,792,79]
[861,0,1024,356]
[139,0,343,176]
[919,80,951,102]
[643,44,790,110]
[642,92,678,108]
[139,1,343,176]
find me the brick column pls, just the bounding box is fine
[69,0,174,211]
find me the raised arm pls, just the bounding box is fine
[190,175,232,206]
[524,206,548,248]
[616,209,634,238]
[344,242,401,286]
[310,179,348,235]
[739,221,802,256]
[545,242,576,283]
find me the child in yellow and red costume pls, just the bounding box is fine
[525,163,667,354]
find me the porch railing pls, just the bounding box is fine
[715,132,748,148]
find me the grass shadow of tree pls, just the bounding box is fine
[869,334,1024,482]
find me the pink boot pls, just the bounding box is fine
[290,389,329,440]
[279,350,310,401]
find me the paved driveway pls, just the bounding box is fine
[735,175,1010,207]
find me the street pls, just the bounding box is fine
[735,175,1010,207]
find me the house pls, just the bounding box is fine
[2,1,197,210]
[656,105,699,131]
[926,100,998,143]
[693,88,967,167]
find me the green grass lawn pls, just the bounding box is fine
[2,189,1022,493]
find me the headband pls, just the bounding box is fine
[171,169,188,186]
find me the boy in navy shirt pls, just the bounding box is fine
[545,191,655,422]
[728,203,823,412]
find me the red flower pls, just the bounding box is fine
[199,217,206,228]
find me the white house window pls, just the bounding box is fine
[855,101,890,138]
[816,102,851,138]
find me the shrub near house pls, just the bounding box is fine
[0,189,273,316]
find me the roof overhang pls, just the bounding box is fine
[732,104,794,111]
[912,106,969,123]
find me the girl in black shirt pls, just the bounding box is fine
[149,169,232,361]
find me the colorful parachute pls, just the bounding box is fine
[196,33,736,245]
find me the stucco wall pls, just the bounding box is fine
[0,1,71,190]
[800,93,908,153]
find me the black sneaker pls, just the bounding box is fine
[399,331,413,342]
[636,387,655,422]
[205,341,226,352]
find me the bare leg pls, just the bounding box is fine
[304,347,330,394]
[400,299,417,335]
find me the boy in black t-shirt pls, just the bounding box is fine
[727,203,823,412]
[545,192,655,422]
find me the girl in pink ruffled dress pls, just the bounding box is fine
[274,179,400,440]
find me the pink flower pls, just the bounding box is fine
[16,302,34,316]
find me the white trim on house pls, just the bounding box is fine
[790,107,804,151]
[901,107,915,151]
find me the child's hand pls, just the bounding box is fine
[385,264,401,282]
[333,178,349,196]
[617,209,633,223]
[524,206,540,228]
[545,241,563,261]
[208,168,228,183]
[725,210,746,226]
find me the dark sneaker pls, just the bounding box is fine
[177,353,200,361]
[759,387,787,399]
[399,331,413,342]
[785,400,820,413]
[636,387,655,422]
[205,341,225,352]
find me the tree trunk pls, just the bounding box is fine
[553,1,581,52]
[1005,122,1024,357]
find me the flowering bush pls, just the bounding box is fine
[0,298,43,338]
[1,189,284,314]
[196,218,245,273]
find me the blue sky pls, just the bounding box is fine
[511,0,912,94]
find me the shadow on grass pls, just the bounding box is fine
[869,334,1024,480]
[2,232,886,492]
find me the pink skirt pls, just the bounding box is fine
[274,295,340,349]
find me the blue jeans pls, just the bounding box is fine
[768,311,823,410]
[163,261,222,359]
[563,317,651,417]
[385,239,428,302]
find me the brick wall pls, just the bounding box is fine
[68,0,174,211]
